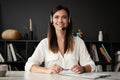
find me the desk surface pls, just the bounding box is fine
[0,71,120,80]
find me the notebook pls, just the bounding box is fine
[59,70,111,79]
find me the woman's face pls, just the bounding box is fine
[52,9,69,31]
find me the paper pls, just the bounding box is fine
[59,70,111,79]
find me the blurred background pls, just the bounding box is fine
[0,0,119,42]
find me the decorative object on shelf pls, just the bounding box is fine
[74,29,83,38]
[28,31,33,40]
[115,51,120,72]
[98,30,103,41]
[91,44,99,61]
[23,27,28,40]
[28,18,33,40]
[23,32,28,40]
[1,29,21,40]
[0,64,8,77]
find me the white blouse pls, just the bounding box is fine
[25,37,96,72]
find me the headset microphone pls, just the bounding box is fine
[62,27,66,31]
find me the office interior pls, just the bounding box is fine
[0,0,119,72]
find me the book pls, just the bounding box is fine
[8,65,12,71]
[12,45,25,61]
[91,44,99,61]
[99,47,110,62]
[7,44,13,61]
[101,44,112,60]
[16,52,25,61]
[9,43,17,61]
[0,53,4,62]
[59,70,111,79]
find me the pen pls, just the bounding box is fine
[63,69,69,70]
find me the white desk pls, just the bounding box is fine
[0,71,120,80]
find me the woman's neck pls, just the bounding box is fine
[56,30,66,40]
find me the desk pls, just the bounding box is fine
[0,71,120,80]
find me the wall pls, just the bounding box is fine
[0,0,119,42]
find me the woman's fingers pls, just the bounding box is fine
[49,64,63,74]
[71,64,83,74]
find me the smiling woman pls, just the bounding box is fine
[52,9,69,31]
[25,5,96,74]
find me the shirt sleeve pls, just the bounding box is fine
[25,39,46,72]
[77,37,96,72]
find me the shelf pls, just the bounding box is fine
[0,40,120,71]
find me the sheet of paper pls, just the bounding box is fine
[59,70,111,79]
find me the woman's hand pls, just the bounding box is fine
[46,64,63,74]
[71,64,85,74]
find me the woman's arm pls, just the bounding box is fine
[30,64,63,74]
[77,37,96,72]
[30,64,48,73]
[25,39,46,72]
[83,64,91,72]
[71,64,91,74]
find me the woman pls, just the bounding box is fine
[25,5,96,74]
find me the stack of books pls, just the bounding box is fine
[91,43,112,71]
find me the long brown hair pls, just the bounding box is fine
[47,5,74,53]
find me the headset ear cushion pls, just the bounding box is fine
[69,18,70,23]
[50,15,52,23]
[69,17,71,23]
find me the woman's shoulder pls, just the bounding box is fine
[41,38,48,42]
[73,36,85,46]
[38,38,48,45]
[74,36,83,42]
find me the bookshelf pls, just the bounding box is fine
[85,41,120,71]
[0,40,39,71]
[0,40,120,71]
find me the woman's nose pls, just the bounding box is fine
[58,18,62,23]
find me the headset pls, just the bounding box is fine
[50,15,71,23]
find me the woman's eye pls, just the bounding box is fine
[54,16,59,19]
[62,16,67,19]
[53,16,68,20]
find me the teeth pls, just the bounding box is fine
[59,25,63,26]
[58,24,63,26]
